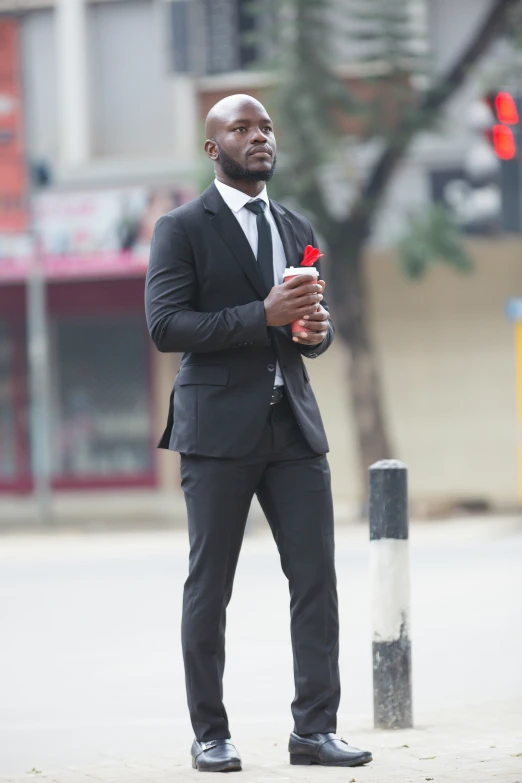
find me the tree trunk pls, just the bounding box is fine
[328,235,392,503]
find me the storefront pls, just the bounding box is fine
[0,278,155,493]
[0,184,190,495]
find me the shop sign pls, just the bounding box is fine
[0,185,190,281]
[0,18,29,233]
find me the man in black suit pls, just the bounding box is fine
[145,94,372,772]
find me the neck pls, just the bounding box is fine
[215,175,265,198]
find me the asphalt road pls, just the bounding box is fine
[1,518,521,775]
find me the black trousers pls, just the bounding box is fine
[180,396,340,742]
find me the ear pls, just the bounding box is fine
[204,139,219,161]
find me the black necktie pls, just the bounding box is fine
[244,199,274,296]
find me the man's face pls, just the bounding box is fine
[206,103,277,182]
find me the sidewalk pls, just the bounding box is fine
[1,518,520,782]
[3,701,521,782]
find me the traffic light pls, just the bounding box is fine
[492,124,516,160]
[431,91,522,234]
[494,91,519,125]
[485,90,519,160]
[483,90,522,230]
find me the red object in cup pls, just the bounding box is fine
[283,266,320,335]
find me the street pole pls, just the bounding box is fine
[369,459,413,729]
[505,298,522,502]
[26,227,53,525]
[516,317,522,502]
[0,13,53,523]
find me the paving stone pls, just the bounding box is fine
[30,709,517,783]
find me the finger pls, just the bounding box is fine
[296,320,328,332]
[301,305,327,320]
[292,337,327,345]
[318,279,326,292]
[302,316,328,325]
[292,331,328,344]
[286,281,323,295]
[299,312,328,323]
[297,316,328,327]
[303,331,328,340]
[294,303,324,317]
[293,292,324,307]
[284,274,318,289]
[289,294,319,318]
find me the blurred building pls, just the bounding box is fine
[0,0,521,518]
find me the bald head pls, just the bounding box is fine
[205,94,268,138]
[204,94,277,190]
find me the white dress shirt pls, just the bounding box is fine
[214,178,286,386]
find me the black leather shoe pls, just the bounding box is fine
[289,732,372,767]
[191,739,242,772]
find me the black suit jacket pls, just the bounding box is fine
[145,182,334,458]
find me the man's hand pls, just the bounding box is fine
[264,275,324,327]
[292,303,330,345]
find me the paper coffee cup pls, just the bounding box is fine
[283,266,319,281]
[283,267,320,335]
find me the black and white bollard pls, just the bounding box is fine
[369,459,413,729]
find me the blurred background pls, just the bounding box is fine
[1,1,522,779]
[3,0,522,526]
[2,0,522,524]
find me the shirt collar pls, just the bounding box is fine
[214,179,269,214]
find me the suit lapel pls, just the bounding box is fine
[201,183,267,299]
[270,200,301,269]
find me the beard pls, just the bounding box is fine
[216,143,277,182]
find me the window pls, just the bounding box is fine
[49,314,153,480]
[169,0,275,76]
[90,0,174,156]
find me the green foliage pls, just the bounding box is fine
[245,0,516,285]
[481,2,522,91]
[266,0,477,281]
[502,1,522,49]
[267,0,428,222]
[397,205,474,280]
[266,0,360,211]
[341,0,429,137]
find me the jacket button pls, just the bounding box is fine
[267,364,275,372]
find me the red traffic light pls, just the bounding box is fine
[492,124,516,159]
[495,91,519,125]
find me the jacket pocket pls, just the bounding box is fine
[177,365,229,386]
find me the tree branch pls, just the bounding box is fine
[422,0,519,116]
[352,0,519,231]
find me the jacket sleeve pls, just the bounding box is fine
[298,225,335,360]
[145,213,270,353]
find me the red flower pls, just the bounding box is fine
[301,244,323,266]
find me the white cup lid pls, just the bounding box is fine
[284,266,319,276]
